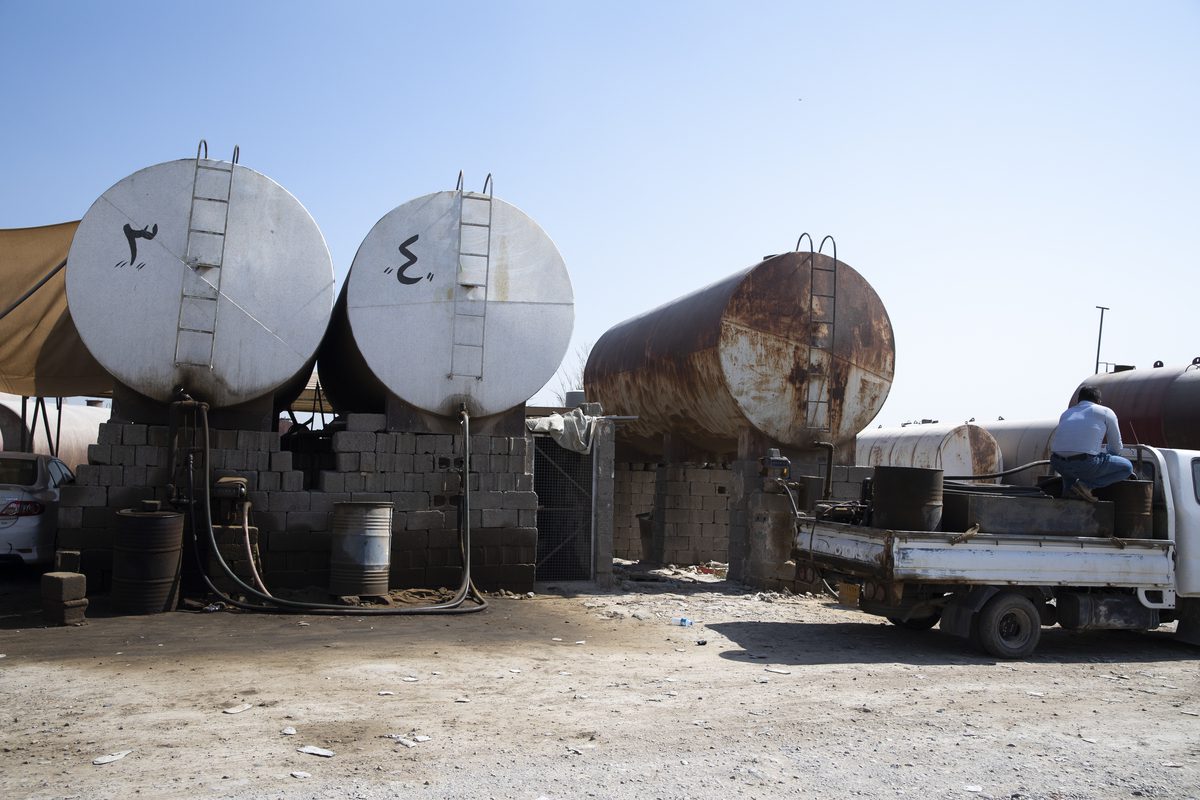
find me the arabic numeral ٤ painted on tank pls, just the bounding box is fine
[383,234,434,285]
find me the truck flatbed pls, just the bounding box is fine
[797,520,1175,589]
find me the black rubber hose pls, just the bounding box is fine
[183,400,485,615]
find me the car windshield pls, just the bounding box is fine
[0,458,39,487]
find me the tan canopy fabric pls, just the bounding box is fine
[0,222,112,397]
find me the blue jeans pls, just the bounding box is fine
[1051,452,1134,494]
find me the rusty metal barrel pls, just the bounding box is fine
[111,501,184,614]
[329,502,394,596]
[1096,480,1153,539]
[872,466,944,531]
[584,251,894,457]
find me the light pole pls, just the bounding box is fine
[1094,306,1109,374]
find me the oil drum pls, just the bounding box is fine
[872,466,943,531]
[329,502,394,596]
[1096,480,1153,539]
[111,501,184,614]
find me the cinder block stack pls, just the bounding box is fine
[654,464,732,565]
[612,463,657,559]
[56,414,542,596]
[41,571,87,625]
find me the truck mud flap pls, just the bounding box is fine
[940,587,1001,639]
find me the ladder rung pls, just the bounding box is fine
[189,227,226,236]
[455,309,486,318]
[458,251,489,258]
[460,221,490,228]
[178,327,215,335]
[192,196,229,205]
[196,164,234,173]
[182,293,218,301]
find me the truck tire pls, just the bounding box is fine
[887,612,940,630]
[977,592,1041,659]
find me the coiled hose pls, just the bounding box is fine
[178,399,486,615]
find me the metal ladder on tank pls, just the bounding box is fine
[449,173,493,380]
[796,233,838,432]
[174,141,236,368]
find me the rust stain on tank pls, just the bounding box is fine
[586,251,895,458]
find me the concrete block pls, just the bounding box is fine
[413,454,434,473]
[54,549,82,572]
[253,511,287,533]
[133,446,160,467]
[122,424,147,446]
[258,471,281,492]
[481,508,519,528]
[43,597,88,625]
[503,492,538,510]
[518,510,537,528]
[407,510,445,530]
[360,452,376,472]
[332,431,375,453]
[375,433,396,455]
[269,492,310,512]
[281,471,305,492]
[86,444,112,465]
[346,413,387,432]
[248,491,270,512]
[109,444,135,466]
[97,422,122,445]
[148,426,170,447]
[510,437,528,457]
[335,452,360,472]
[57,506,83,529]
[61,485,106,508]
[41,571,87,602]
[318,471,345,493]
[108,485,154,510]
[310,492,351,513]
[287,511,330,533]
[344,473,365,492]
[269,451,293,472]
[363,473,386,492]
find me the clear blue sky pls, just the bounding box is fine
[2,1,1197,427]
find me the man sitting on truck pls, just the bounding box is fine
[1049,386,1135,502]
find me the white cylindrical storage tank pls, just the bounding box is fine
[0,395,111,470]
[856,423,1002,482]
[974,418,1059,486]
[318,188,574,418]
[65,152,335,409]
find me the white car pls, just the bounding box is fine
[0,452,74,565]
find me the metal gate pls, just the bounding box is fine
[533,436,594,581]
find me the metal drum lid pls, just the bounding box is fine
[345,190,574,417]
[66,157,335,407]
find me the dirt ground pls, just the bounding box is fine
[1,563,1197,800]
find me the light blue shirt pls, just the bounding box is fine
[1050,401,1124,456]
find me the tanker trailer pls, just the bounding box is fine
[1075,359,1200,450]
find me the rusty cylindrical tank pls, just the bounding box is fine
[856,423,1001,482]
[583,252,894,457]
[1075,360,1200,450]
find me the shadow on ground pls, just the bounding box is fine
[707,615,1195,667]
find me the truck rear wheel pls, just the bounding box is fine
[977,592,1041,659]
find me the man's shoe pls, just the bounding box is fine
[1071,483,1098,503]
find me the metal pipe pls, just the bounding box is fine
[1094,305,1109,374]
[814,440,835,500]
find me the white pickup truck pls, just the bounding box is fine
[792,446,1200,658]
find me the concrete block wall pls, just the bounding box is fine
[57,415,540,595]
[612,462,656,559]
[654,464,732,565]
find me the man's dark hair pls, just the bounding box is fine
[1078,386,1102,404]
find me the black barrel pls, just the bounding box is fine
[1096,480,1154,539]
[872,466,943,531]
[111,501,184,614]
